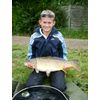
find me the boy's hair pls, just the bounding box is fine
[40,10,55,19]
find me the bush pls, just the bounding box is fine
[12,0,88,37]
[12,1,67,35]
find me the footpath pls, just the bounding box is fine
[12,36,88,49]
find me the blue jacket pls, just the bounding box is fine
[28,27,68,61]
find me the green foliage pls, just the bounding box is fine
[57,0,88,6]
[12,0,88,35]
[12,1,42,35]
[12,45,88,94]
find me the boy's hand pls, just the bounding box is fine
[24,62,33,69]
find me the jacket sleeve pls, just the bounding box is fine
[58,32,68,60]
[61,38,68,60]
[27,35,35,61]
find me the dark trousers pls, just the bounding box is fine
[26,70,67,92]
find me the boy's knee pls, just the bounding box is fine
[52,84,67,92]
[50,71,67,91]
[58,85,67,92]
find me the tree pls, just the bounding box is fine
[12,0,88,35]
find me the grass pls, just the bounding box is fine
[12,45,88,94]
[66,49,88,93]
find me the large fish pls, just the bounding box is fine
[24,57,80,76]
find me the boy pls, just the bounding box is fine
[26,10,68,92]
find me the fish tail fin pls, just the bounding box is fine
[70,60,80,71]
[64,60,80,71]
[73,65,80,71]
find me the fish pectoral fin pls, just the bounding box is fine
[46,71,51,77]
[35,69,39,73]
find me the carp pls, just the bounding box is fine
[24,57,80,76]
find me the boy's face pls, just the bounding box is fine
[39,17,55,34]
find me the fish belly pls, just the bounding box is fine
[36,58,63,72]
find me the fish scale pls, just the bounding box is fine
[24,57,80,76]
